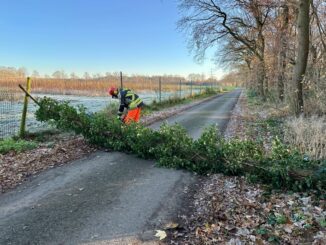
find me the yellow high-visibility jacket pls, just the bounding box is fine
[117,89,144,115]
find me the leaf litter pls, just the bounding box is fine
[168,174,325,244]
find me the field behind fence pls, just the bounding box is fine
[0,74,194,97]
[0,74,219,139]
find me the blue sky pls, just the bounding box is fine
[0,0,223,78]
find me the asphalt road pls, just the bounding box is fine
[150,89,241,138]
[0,89,241,245]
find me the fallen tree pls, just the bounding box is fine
[35,97,326,193]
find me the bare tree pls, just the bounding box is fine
[32,70,40,78]
[52,70,67,79]
[52,71,62,79]
[178,0,273,99]
[277,4,289,101]
[17,67,27,78]
[188,73,203,81]
[83,72,91,80]
[291,0,310,115]
[70,72,79,79]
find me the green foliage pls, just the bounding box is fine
[0,138,38,154]
[35,97,326,193]
[275,214,287,225]
[154,123,193,169]
[247,89,259,105]
[249,118,284,141]
[267,213,289,226]
[318,218,326,228]
[256,227,268,235]
[221,86,237,92]
[267,235,280,243]
[125,123,161,159]
[191,126,224,174]
[261,138,326,191]
[220,139,263,175]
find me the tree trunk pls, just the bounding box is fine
[258,59,266,100]
[291,0,310,116]
[257,27,266,100]
[277,5,289,102]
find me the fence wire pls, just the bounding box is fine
[0,91,22,139]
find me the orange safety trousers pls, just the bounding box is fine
[123,108,142,124]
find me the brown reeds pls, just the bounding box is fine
[0,76,187,96]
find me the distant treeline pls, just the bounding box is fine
[0,67,234,96]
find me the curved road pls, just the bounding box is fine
[0,89,241,245]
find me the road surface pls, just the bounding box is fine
[0,89,241,245]
[150,89,241,138]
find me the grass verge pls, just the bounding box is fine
[0,138,38,154]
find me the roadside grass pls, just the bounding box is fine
[0,129,75,155]
[284,116,326,160]
[246,89,326,161]
[221,85,237,92]
[247,117,284,144]
[0,138,38,154]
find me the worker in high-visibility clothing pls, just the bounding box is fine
[108,87,144,124]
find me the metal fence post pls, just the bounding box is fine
[19,77,31,138]
[179,80,182,98]
[120,71,123,89]
[190,81,193,97]
[159,77,162,103]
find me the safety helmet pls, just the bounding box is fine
[108,87,118,97]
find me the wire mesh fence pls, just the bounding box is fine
[0,74,219,139]
[0,91,22,139]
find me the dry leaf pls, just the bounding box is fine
[155,230,167,240]
[283,225,293,234]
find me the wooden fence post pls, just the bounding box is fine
[159,77,162,103]
[120,71,123,89]
[19,77,31,138]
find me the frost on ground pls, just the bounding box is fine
[168,91,326,245]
